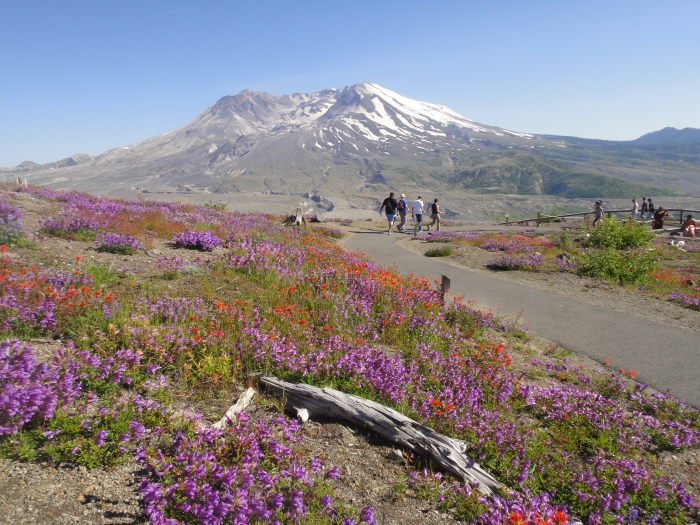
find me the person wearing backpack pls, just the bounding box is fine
[396,194,408,232]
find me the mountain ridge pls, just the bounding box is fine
[2,83,698,217]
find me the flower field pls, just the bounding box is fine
[1,186,699,525]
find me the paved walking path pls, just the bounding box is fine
[343,229,700,407]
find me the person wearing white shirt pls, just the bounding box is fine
[630,199,639,219]
[412,196,426,237]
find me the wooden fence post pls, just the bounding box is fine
[440,275,451,306]
[536,212,541,227]
[586,214,590,230]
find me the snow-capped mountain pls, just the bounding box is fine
[7,82,541,205]
[6,84,586,217]
[95,82,531,164]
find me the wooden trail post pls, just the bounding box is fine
[505,214,509,226]
[536,211,541,227]
[586,214,590,230]
[440,274,451,306]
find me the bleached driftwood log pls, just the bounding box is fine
[257,376,501,495]
[212,387,256,430]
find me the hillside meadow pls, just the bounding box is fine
[0,185,698,525]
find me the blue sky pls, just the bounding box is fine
[1,0,699,165]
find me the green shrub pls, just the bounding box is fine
[548,230,571,248]
[203,200,227,211]
[425,246,453,257]
[575,248,660,285]
[587,219,654,250]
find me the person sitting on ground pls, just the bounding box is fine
[426,198,441,231]
[379,191,399,235]
[681,214,696,238]
[652,207,669,230]
[593,200,604,226]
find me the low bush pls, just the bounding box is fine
[203,200,227,211]
[425,246,453,257]
[587,218,654,250]
[39,216,100,241]
[575,248,660,284]
[488,252,544,270]
[96,233,140,255]
[0,200,26,247]
[170,229,221,250]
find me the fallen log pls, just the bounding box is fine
[212,387,256,430]
[257,376,501,495]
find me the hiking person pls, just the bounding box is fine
[652,207,669,230]
[681,214,696,238]
[412,196,426,237]
[641,198,648,218]
[593,200,604,226]
[630,199,638,219]
[426,198,441,231]
[647,198,655,221]
[379,191,399,235]
[396,193,408,232]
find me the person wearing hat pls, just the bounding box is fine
[593,200,604,226]
[396,193,408,232]
[652,207,669,230]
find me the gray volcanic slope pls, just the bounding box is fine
[4,83,700,218]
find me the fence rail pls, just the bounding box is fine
[498,208,700,227]
[497,208,700,227]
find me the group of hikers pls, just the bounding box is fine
[379,192,441,237]
[593,198,696,237]
[376,192,697,239]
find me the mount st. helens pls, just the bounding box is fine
[3,83,700,219]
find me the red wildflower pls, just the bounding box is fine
[550,510,567,525]
[508,511,527,525]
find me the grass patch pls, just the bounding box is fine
[425,246,453,257]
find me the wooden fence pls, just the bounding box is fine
[499,208,700,229]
